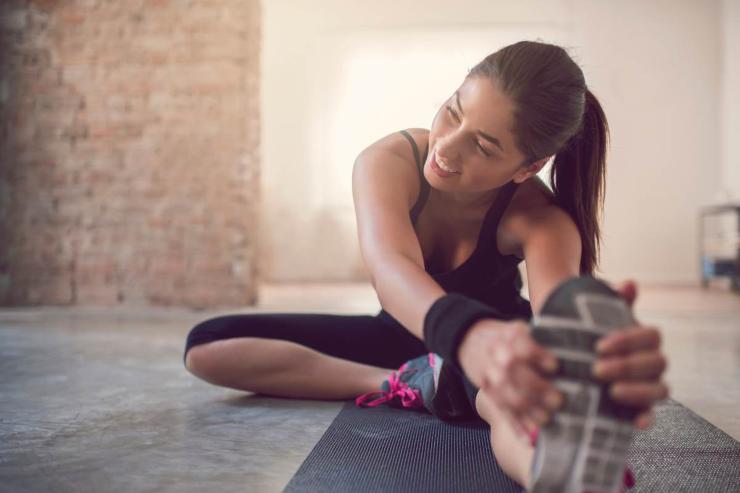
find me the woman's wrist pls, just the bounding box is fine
[457,320,486,365]
[457,318,511,384]
[422,293,506,375]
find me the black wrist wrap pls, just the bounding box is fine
[422,292,505,376]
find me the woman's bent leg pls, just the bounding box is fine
[183,312,427,400]
[186,337,392,400]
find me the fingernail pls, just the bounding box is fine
[543,357,558,372]
[596,339,608,353]
[609,384,623,400]
[545,391,562,410]
[592,362,606,378]
[532,408,548,425]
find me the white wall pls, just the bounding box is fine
[721,0,740,201]
[569,0,722,284]
[260,0,571,281]
[261,0,724,285]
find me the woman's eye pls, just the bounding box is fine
[445,105,491,158]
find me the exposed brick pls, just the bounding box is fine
[0,0,261,308]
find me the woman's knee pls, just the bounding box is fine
[184,340,224,377]
[183,316,240,373]
[185,314,241,349]
[184,337,262,379]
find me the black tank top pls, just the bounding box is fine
[376,130,532,326]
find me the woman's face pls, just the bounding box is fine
[425,76,533,204]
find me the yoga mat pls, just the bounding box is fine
[283,399,740,493]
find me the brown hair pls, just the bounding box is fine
[468,41,609,274]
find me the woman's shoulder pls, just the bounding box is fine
[360,128,429,162]
[353,129,430,216]
[498,176,578,256]
[514,177,577,225]
[509,177,557,215]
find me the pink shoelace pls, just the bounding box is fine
[355,362,423,409]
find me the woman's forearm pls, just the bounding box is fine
[370,253,446,341]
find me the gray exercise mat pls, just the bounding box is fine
[283,399,740,493]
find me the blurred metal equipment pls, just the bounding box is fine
[700,204,740,292]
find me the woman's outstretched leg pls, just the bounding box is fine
[475,388,534,488]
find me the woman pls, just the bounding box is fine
[183,41,669,491]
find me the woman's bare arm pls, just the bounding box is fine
[517,205,582,312]
[352,141,447,341]
[461,204,667,431]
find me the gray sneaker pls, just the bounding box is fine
[355,353,443,414]
[529,276,638,493]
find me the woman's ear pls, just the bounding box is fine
[512,156,551,183]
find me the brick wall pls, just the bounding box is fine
[0,0,261,309]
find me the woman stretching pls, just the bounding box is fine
[183,41,669,492]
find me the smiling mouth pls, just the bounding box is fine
[433,150,460,174]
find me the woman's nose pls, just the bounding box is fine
[436,135,463,165]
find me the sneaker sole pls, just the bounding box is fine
[529,277,638,493]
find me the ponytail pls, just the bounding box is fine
[468,41,610,273]
[550,89,609,274]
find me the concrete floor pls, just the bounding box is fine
[0,282,738,493]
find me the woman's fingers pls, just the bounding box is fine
[498,376,533,415]
[593,350,668,381]
[510,330,559,374]
[610,380,670,407]
[596,327,661,357]
[478,386,536,442]
[511,364,563,413]
[634,409,655,430]
[486,358,561,427]
[478,324,563,428]
[616,279,638,308]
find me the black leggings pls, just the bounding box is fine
[184,311,428,369]
[183,310,482,414]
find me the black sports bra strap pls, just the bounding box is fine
[399,130,430,224]
[399,130,421,169]
[482,181,519,242]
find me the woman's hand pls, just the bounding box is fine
[458,318,562,438]
[592,281,670,429]
[457,280,669,438]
